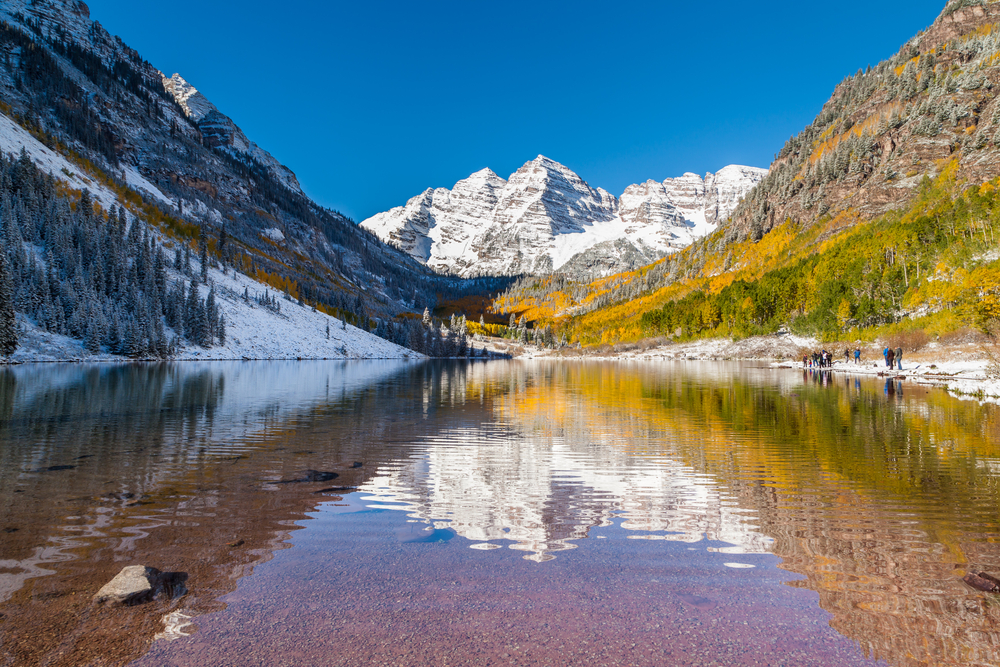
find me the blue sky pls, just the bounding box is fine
[89,1,947,222]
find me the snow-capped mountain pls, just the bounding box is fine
[362,168,507,275]
[362,157,767,279]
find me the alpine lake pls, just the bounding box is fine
[2,360,999,667]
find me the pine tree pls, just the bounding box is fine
[198,229,208,283]
[0,252,17,357]
[218,224,228,267]
[206,285,218,340]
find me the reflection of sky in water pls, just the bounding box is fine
[358,426,773,562]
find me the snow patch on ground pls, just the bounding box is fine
[123,167,173,206]
[174,260,415,361]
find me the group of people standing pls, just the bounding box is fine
[804,350,839,368]
[803,346,901,369]
[883,346,904,371]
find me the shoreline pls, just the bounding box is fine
[485,332,1000,401]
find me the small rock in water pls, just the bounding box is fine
[351,462,364,468]
[33,465,75,472]
[678,593,717,611]
[314,486,356,494]
[963,573,999,593]
[227,540,245,548]
[978,572,1000,588]
[94,566,161,605]
[273,470,339,484]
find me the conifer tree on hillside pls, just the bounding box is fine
[0,251,17,357]
[198,229,209,283]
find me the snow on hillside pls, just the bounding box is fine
[0,111,119,210]
[11,248,416,363]
[0,110,414,362]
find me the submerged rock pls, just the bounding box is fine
[94,566,161,604]
[314,486,355,494]
[273,470,339,484]
[963,573,999,593]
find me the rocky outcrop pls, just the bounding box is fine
[362,157,766,279]
[161,74,303,194]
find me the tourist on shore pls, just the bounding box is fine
[895,346,903,371]
[887,347,896,370]
[854,348,861,364]
[883,346,890,368]
[803,354,808,369]
[844,348,851,364]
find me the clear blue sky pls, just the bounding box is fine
[88,1,947,222]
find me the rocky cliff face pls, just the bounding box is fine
[362,157,766,279]
[362,168,506,273]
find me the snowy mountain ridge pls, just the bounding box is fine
[362,157,767,279]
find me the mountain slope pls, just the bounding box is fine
[362,157,766,279]
[731,0,1000,242]
[0,0,508,359]
[0,0,488,329]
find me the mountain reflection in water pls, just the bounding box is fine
[0,361,998,666]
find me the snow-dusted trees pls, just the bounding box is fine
[0,250,16,357]
[0,149,230,357]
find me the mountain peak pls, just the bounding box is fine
[363,159,765,278]
[161,74,217,123]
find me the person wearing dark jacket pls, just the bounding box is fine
[887,347,896,370]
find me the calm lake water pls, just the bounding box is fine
[1,361,999,666]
